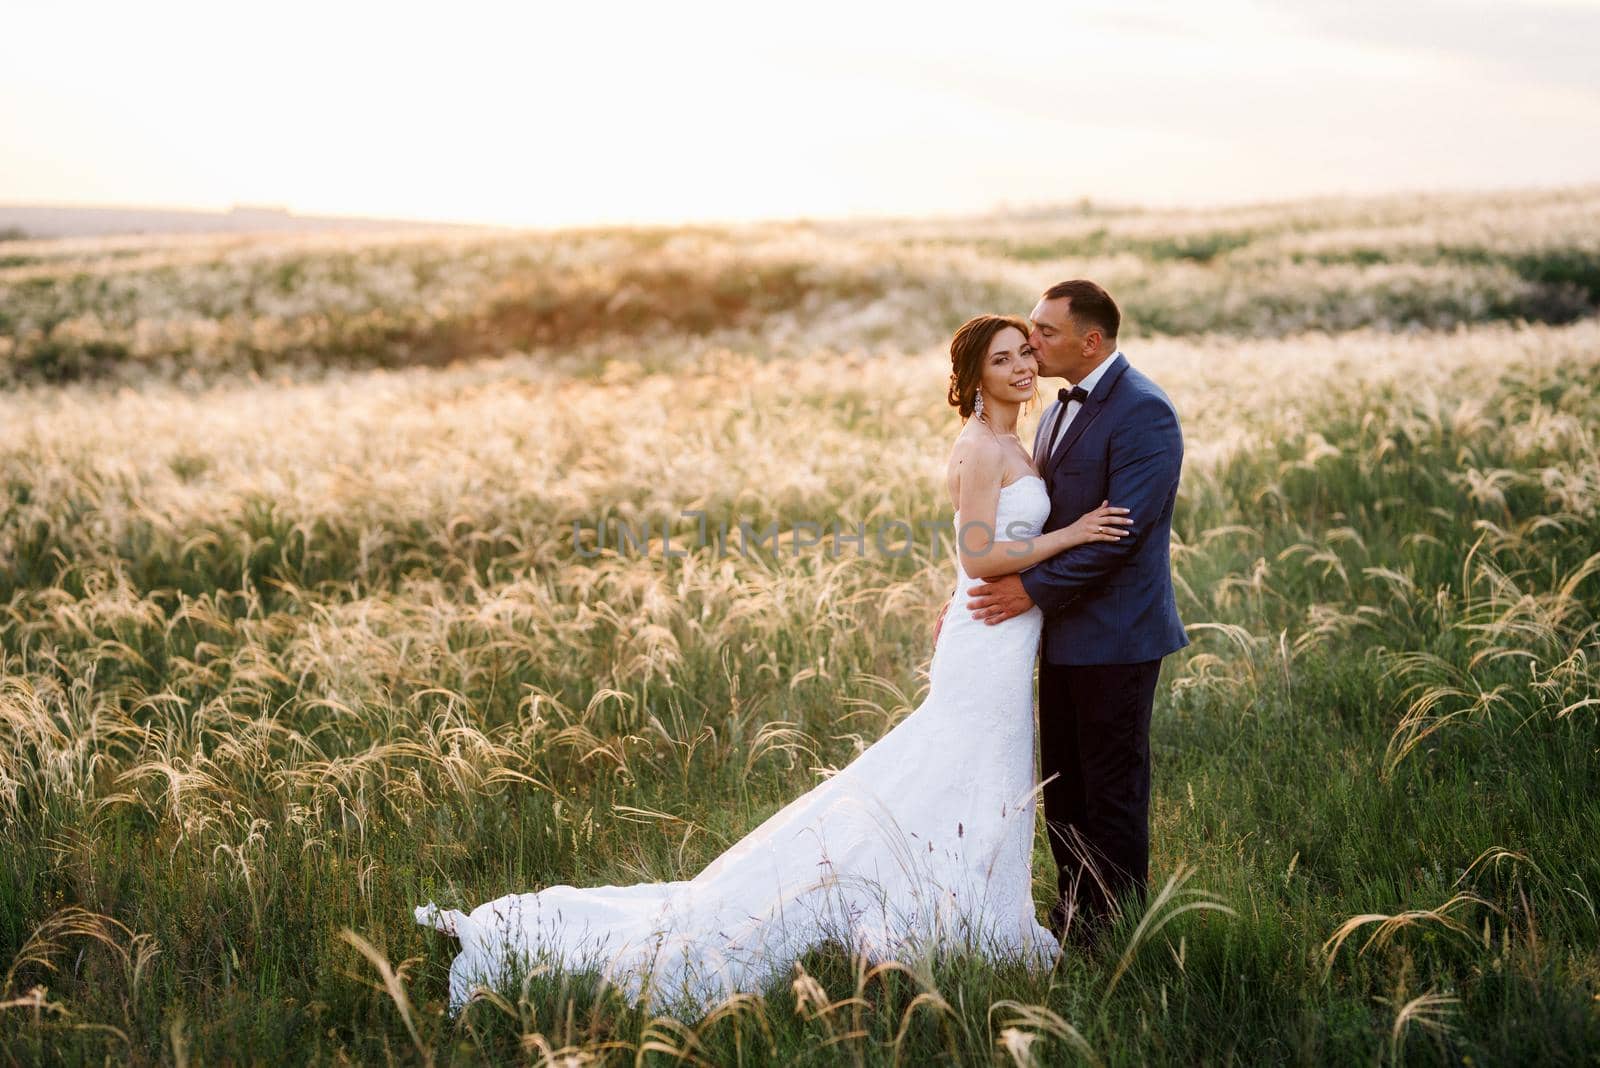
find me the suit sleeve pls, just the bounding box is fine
[1018,396,1182,615]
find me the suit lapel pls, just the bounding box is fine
[1043,354,1131,479]
[1034,399,1064,467]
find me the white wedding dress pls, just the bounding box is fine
[416,474,1059,1014]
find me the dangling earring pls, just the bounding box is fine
[972,389,985,420]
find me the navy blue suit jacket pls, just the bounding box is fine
[1019,352,1190,666]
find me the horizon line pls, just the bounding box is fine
[4,178,1600,240]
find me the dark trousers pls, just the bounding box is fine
[1038,657,1162,936]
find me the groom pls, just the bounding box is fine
[967,279,1189,949]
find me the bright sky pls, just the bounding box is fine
[4,0,1599,227]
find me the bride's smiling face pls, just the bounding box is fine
[979,326,1038,408]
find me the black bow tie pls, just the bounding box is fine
[1059,386,1089,406]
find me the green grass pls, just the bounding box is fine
[3,352,1598,1063]
[2,196,1599,1063]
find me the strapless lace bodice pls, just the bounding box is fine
[949,473,1051,596]
[947,476,1049,601]
[928,472,1047,721]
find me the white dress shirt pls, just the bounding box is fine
[1046,349,1123,458]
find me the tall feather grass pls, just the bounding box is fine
[2,187,1598,1063]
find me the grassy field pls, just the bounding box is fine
[2,187,1598,1064]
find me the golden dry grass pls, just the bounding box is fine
[2,186,1598,1064]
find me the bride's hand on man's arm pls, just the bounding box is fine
[1061,500,1132,549]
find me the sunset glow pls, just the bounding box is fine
[5,0,1600,225]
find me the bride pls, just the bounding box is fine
[416,314,1133,1015]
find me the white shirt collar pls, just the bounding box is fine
[1070,348,1122,399]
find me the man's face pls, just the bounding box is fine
[1027,297,1091,381]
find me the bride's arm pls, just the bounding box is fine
[955,447,1131,580]
[963,502,1132,579]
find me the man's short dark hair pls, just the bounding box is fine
[1043,279,1120,340]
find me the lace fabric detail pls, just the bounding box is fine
[416,474,1057,1015]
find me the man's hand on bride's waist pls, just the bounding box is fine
[965,574,1036,625]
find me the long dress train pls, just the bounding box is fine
[416,474,1059,1014]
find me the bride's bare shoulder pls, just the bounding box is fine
[950,422,1004,457]
[946,427,1005,484]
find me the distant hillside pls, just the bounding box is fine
[4,184,1597,387]
[0,202,495,240]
